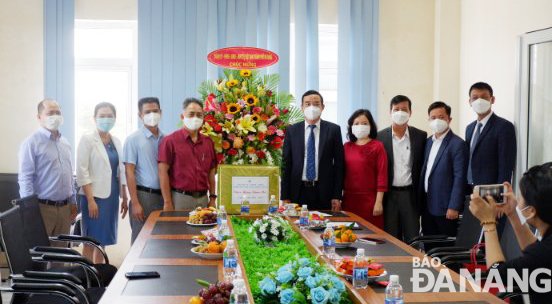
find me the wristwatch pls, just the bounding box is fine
[209,194,218,199]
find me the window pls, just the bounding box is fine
[290,24,339,123]
[74,20,137,151]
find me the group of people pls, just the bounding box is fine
[17,81,516,259]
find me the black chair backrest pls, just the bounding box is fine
[500,219,523,260]
[0,206,42,274]
[455,199,483,248]
[13,195,51,248]
[0,173,19,213]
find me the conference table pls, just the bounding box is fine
[98,210,504,303]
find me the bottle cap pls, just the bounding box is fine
[302,204,307,208]
[389,275,399,283]
[270,194,276,199]
[357,248,365,255]
[220,205,225,211]
[226,239,234,246]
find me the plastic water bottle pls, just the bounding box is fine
[353,248,368,289]
[268,195,278,215]
[223,240,238,281]
[240,195,250,215]
[218,219,229,240]
[322,226,336,259]
[299,204,309,230]
[217,205,227,226]
[385,275,404,304]
[230,278,249,304]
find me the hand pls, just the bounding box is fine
[446,209,459,220]
[70,204,78,221]
[88,199,99,219]
[331,199,342,212]
[496,182,517,218]
[373,201,383,216]
[120,197,128,219]
[130,200,145,222]
[164,201,175,211]
[208,197,217,208]
[469,189,497,223]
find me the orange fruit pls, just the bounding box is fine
[341,234,349,243]
[189,296,203,304]
[207,242,220,253]
[350,234,358,242]
[221,241,227,251]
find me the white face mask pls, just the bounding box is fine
[391,110,410,125]
[516,206,530,226]
[352,125,371,139]
[183,116,203,131]
[429,119,449,134]
[471,98,491,115]
[304,106,322,121]
[43,115,63,131]
[143,112,161,127]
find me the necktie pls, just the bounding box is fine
[467,122,482,184]
[306,125,316,181]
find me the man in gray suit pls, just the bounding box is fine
[378,95,427,242]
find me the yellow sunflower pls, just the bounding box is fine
[243,94,259,107]
[227,103,242,115]
[250,113,261,123]
[226,79,239,88]
[240,69,252,77]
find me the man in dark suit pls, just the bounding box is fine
[281,90,344,211]
[378,95,427,242]
[466,82,516,235]
[420,101,468,236]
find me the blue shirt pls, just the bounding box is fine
[18,128,75,203]
[123,126,164,189]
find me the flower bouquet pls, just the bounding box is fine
[198,69,303,166]
[258,257,351,304]
[248,215,291,244]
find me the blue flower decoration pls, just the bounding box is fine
[278,263,293,274]
[276,270,294,284]
[305,276,318,288]
[279,288,295,304]
[328,288,341,304]
[298,257,311,266]
[259,277,277,295]
[297,266,313,278]
[330,276,346,292]
[310,286,330,304]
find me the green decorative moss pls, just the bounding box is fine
[231,217,315,302]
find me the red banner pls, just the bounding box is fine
[207,47,279,69]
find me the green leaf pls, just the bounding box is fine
[196,279,211,287]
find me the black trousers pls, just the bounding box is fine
[421,208,459,237]
[298,184,330,210]
[384,188,420,243]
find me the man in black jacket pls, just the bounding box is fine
[281,90,344,211]
[378,95,427,242]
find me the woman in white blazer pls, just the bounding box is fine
[77,102,128,263]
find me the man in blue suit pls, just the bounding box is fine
[420,102,468,236]
[466,82,516,234]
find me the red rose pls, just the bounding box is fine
[270,137,283,149]
[283,109,289,114]
[256,150,266,159]
[216,153,225,163]
[228,149,238,156]
[221,102,228,113]
[258,132,266,141]
[214,124,222,132]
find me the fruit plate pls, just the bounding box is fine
[190,248,223,260]
[335,241,354,248]
[191,239,203,245]
[335,270,388,282]
[186,221,217,227]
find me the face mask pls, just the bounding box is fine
[43,115,63,131]
[352,125,371,139]
[143,112,161,127]
[304,106,322,121]
[429,119,448,134]
[183,116,203,131]
[96,117,115,133]
[391,111,410,125]
[516,205,530,226]
[471,98,491,115]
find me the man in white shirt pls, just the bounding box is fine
[378,95,427,242]
[420,101,468,237]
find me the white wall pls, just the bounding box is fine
[0,0,44,173]
[458,0,552,137]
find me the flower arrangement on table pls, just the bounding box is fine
[258,257,350,304]
[248,215,292,244]
[198,69,303,166]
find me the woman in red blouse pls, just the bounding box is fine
[342,109,388,229]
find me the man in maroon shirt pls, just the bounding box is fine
[158,98,217,211]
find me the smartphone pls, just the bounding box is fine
[125,271,160,280]
[474,184,506,204]
[359,237,386,245]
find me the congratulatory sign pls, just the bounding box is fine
[207,47,279,69]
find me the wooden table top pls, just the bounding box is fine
[99,210,504,304]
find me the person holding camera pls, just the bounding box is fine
[469,163,552,303]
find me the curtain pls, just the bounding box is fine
[44,0,75,147]
[293,0,319,102]
[138,0,291,133]
[337,0,379,132]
